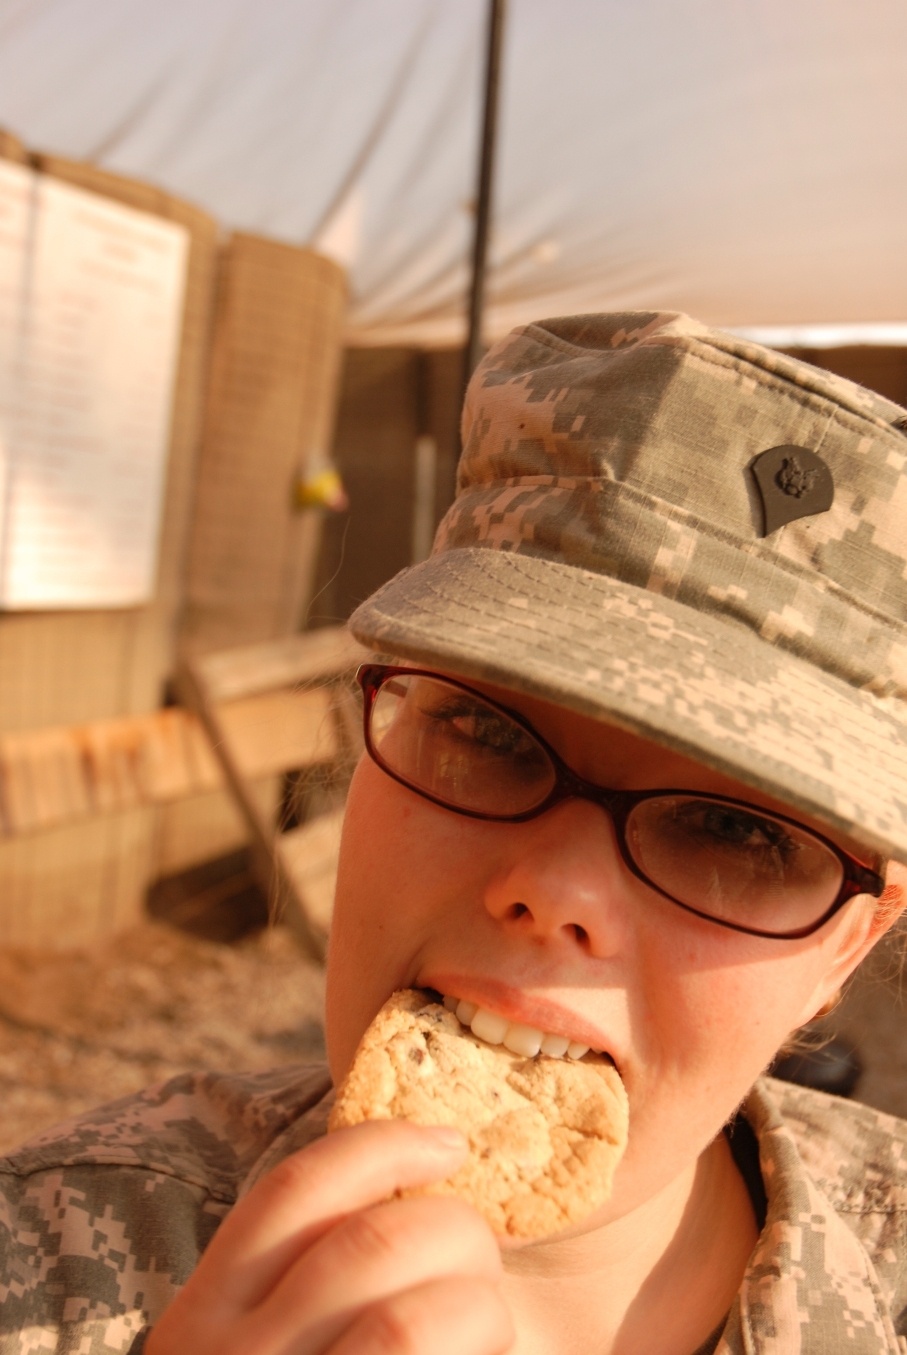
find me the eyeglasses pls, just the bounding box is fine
[357,664,885,939]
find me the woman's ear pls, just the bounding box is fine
[870,869,907,936]
[843,860,906,951]
[797,861,907,1027]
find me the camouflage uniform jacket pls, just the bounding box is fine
[0,1066,905,1354]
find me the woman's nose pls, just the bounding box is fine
[482,798,633,956]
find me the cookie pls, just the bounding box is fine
[328,988,628,1239]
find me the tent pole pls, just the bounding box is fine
[434,0,506,513]
[465,0,506,387]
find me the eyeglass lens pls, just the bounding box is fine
[364,669,858,937]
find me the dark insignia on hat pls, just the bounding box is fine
[750,445,834,536]
[777,455,819,498]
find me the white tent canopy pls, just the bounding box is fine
[0,0,905,346]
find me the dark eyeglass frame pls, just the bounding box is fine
[357,663,885,940]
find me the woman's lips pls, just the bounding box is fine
[422,974,616,1065]
[441,994,600,1059]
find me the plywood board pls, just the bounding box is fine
[0,806,154,945]
[0,698,332,839]
[152,778,281,877]
[218,688,337,780]
[277,807,345,941]
[0,610,159,732]
[180,233,347,655]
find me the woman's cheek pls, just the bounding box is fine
[645,940,824,1094]
[324,767,393,1077]
[325,761,455,1078]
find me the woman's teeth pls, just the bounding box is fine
[442,995,593,1060]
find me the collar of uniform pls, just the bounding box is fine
[718,1077,906,1354]
[237,1079,335,1200]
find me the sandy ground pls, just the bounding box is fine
[0,921,326,1154]
[0,905,903,1157]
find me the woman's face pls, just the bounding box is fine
[326,676,899,1224]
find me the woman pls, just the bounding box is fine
[2,311,906,1354]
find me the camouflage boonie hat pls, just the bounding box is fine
[351,312,907,862]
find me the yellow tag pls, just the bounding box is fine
[294,466,348,511]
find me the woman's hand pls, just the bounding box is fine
[145,1119,514,1355]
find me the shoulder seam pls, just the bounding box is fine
[0,1156,238,1203]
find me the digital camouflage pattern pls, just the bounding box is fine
[0,1065,332,1355]
[350,312,907,862]
[0,1068,905,1352]
[725,1081,907,1354]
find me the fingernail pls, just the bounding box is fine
[426,1125,468,1152]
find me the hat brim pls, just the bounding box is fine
[350,547,907,864]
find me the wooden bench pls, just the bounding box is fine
[176,626,366,959]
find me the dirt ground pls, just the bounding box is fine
[0,919,327,1155]
[0,886,904,1156]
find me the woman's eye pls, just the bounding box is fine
[414,691,544,759]
[679,803,796,858]
[427,700,529,754]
